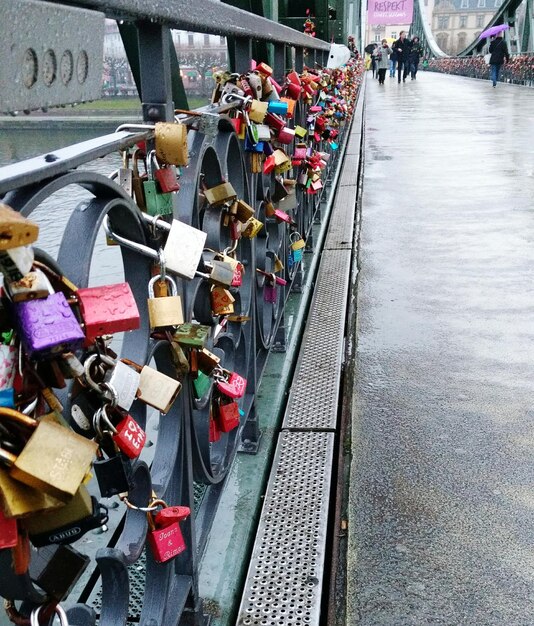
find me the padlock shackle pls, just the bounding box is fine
[114,123,156,134]
[0,407,39,431]
[148,273,178,297]
[31,603,70,626]
[103,216,159,262]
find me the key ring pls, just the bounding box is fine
[120,494,159,513]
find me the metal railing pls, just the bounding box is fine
[0,1,362,625]
[425,54,534,85]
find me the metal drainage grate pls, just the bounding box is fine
[338,154,361,187]
[236,431,335,626]
[283,249,352,431]
[324,186,358,251]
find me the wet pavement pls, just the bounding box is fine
[346,73,534,625]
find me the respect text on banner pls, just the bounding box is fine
[367,0,413,24]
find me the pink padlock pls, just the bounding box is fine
[277,127,295,145]
[231,264,244,287]
[273,209,292,224]
[216,370,247,399]
[309,105,323,113]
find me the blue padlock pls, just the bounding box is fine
[267,101,288,116]
[244,135,264,153]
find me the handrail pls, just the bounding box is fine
[50,0,331,50]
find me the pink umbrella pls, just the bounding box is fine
[479,24,509,39]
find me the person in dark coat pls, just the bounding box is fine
[408,36,424,79]
[488,35,510,87]
[392,31,412,83]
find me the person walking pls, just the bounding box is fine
[389,46,397,78]
[373,39,392,85]
[392,31,412,83]
[488,35,510,87]
[409,36,424,79]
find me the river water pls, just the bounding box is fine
[0,125,124,286]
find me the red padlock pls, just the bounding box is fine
[216,369,247,399]
[154,505,190,528]
[154,164,180,193]
[231,264,244,288]
[217,399,240,432]
[147,501,187,563]
[209,415,221,442]
[285,82,302,100]
[263,154,276,175]
[113,412,147,459]
[264,113,286,132]
[76,282,140,343]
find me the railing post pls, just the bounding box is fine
[273,43,286,81]
[295,47,304,72]
[137,21,175,122]
[229,36,253,74]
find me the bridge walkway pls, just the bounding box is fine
[346,72,534,624]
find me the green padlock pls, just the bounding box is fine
[173,323,210,348]
[143,179,174,216]
[193,371,211,399]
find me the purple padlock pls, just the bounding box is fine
[15,292,85,359]
[264,279,277,303]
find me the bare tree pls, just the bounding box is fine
[104,57,129,95]
[178,51,227,96]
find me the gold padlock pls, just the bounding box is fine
[249,100,268,124]
[21,485,93,535]
[155,122,188,167]
[204,182,237,207]
[242,217,264,239]
[0,204,39,250]
[121,359,182,414]
[250,152,262,174]
[211,286,235,315]
[197,348,221,375]
[0,467,63,519]
[0,409,97,503]
[147,275,184,330]
[233,199,255,223]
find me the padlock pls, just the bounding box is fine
[132,149,148,211]
[273,254,284,274]
[293,143,308,160]
[147,500,187,563]
[242,217,264,239]
[0,409,97,503]
[118,150,133,197]
[246,72,263,99]
[277,127,296,145]
[193,371,211,399]
[209,414,221,442]
[249,100,268,124]
[168,337,190,379]
[290,232,306,262]
[211,286,235,315]
[0,245,34,283]
[99,405,146,459]
[0,340,17,391]
[267,101,288,116]
[173,323,210,348]
[22,485,93,544]
[83,353,140,413]
[217,399,240,433]
[14,291,85,359]
[6,268,52,302]
[265,112,286,132]
[208,260,236,287]
[264,279,277,303]
[294,125,307,139]
[285,81,302,100]
[148,274,184,330]
[29,543,90,600]
[12,530,31,575]
[0,204,39,250]
[204,182,237,208]
[76,282,140,343]
[0,466,63,518]
[151,151,180,193]
[0,508,18,549]
[231,263,244,287]
[154,505,190,528]
[273,209,292,224]
[256,62,273,76]
[215,368,247,399]
[121,359,181,414]
[163,219,207,279]
[93,444,132,498]
[197,348,220,374]
[280,97,297,118]
[272,179,289,203]
[263,154,276,175]
[143,177,174,217]
[155,121,188,166]
[57,351,84,379]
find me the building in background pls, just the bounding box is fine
[103,21,227,97]
[432,0,501,53]
[365,23,411,45]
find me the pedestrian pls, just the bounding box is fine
[370,45,378,78]
[389,47,397,78]
[392,31,412,83]
[488,35,510,87]
[373,39,392,85]
[409,36,424,79]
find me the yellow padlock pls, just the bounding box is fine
[155,122,188,167]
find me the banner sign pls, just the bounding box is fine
[367,0,413,24]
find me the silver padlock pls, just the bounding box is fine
[164,219,207,280]
[6,267,53,302]
[0,245,34,283]
[206,260,236,287]
[84,353,140,412]
[246,72,263,99]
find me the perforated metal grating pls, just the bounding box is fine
[345,134,362,155]
[338,153,361,186]
[283,249,351,430]
[236,431,335,626]
[324,186,358,251]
